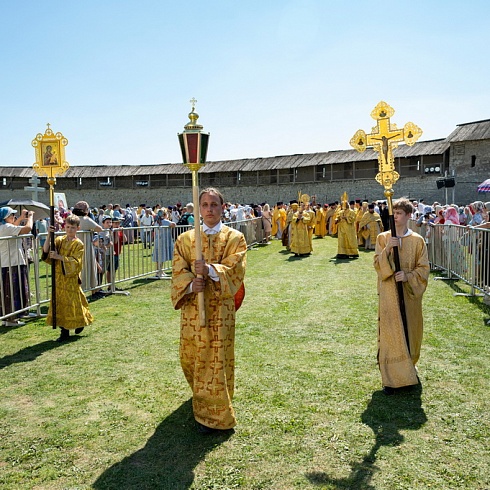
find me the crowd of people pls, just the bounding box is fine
[1,197,488,317]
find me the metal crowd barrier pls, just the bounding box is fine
[410,221,489,298]
[1,218,264,322]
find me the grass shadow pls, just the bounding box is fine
[441,278,490,317]
[329,257,358,265]
[0,322,25,336]
[306,384,427,489]
[0,339,72,369]
[287,254,311,261]
[92,399,233,490]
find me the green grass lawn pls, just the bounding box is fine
[1,236,489,489]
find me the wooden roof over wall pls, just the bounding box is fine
[446,119,490,143]
[0,139,449,178]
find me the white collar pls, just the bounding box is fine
[399,228,413,238]
[203,221,222,234]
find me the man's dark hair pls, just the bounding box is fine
[199,187,224,205]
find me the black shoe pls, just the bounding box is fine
[56,328,70,343]
[383,386,395,396]
[75,327,84,334]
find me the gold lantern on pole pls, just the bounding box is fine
[178,98,210,327]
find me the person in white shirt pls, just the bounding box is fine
[0,207,34,326]
[140,208,154,249]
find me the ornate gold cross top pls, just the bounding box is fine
[190,97,197,111]
[350,101,422,190]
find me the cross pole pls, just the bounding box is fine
[350,101,422,355]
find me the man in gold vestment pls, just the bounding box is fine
[171,188,247,432]
[284,201,299,250]
[290,203,313,256]
[374,198,429,395]
[271,202,287,239]
[355,201,368,246]
[326,203,338,236]
[304,202,316,247]
[335,201,358,259]
[314,204,327,238]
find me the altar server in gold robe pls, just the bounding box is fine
[374,198,429,395]
[358,203,384,250]
[42,214,93,342]
[171,188,247,433]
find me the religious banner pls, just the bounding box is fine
[32,124,69,180]
[32,124,70,331]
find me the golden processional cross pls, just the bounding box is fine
[350,101,422,192]
[350,101,422,356]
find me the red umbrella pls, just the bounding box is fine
[477,179,490,193]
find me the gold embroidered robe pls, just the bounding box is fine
[358,211,383,249]
[271,207,287,237]
[315,208,327,237]
[326,207,338,235]
[43,236,93,329]
[171,226,247,429]
[374,231,430,388]
[336,208,358,256]
[290,211,312,255]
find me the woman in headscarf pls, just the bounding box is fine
[0,207,34,326]
[469,201,485,226]
[444,206,460,225]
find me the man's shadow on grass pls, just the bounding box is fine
[329,256,358,265]
[306,384,427,489]
[287,254,311,261]
[0,338,75,370]
[92,399,233,490]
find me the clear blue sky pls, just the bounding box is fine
[1,0,489,167]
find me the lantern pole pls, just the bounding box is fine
[32,124,70,330]
[178,99,210,327]
[350,102,422,355]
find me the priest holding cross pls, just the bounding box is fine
[350,102,429,395]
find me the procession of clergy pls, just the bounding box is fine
[271,196,385,258]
